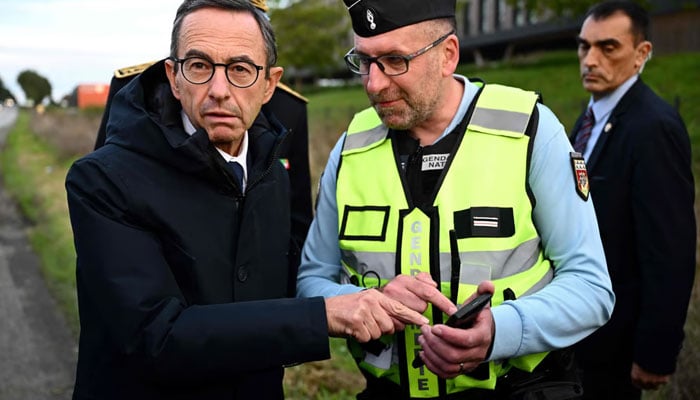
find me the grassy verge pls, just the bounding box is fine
[283,338,364,399]
[0,110,79,335]
[305,86,368,197]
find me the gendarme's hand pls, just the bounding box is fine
[416,281,496,378]
[325,289,429,343]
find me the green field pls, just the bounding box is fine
[1,50,698,399]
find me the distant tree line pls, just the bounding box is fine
[269,0,351,89]
[17,70,52,106]
[0,69,52,106]
[0,76,15,103]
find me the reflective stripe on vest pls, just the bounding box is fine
[400,209,440,396]
[337,84,552,397]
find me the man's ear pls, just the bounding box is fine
[263,66,284,104]
[164,58,181,100]
[636,40,653,71]
[442,34,460,77]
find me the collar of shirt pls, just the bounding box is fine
[582,74,639,159]
[430,74,474,145]
[180,110,249,182]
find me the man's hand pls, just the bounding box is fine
[380,272,458,316]
[631,363,670,390]
[415,281,495,379]
[325,289,429,343]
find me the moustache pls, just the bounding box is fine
[369,91,402,106]
[581,68,599,80]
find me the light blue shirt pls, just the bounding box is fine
[581,75,638,160]
[297,75,614,361]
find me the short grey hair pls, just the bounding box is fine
[170,0,277,76]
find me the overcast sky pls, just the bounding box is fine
[0,0,176,103]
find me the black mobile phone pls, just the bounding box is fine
[444,293,493,329]
[412,293,492,368]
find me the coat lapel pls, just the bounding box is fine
[584,79,646,171]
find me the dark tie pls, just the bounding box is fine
[573,107,595,154]
[227,161,244,188]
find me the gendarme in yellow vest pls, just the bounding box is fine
[336,84,554,398]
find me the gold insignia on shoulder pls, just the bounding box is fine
[277,82,308,103]
[114,61,157,79]
[570,152,589,201]
[250,0,269,12]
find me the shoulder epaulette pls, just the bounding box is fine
[250,0,269,12]
[114,61,157,79]
[277,82,308,103]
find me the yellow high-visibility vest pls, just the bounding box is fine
[337,84,552,398]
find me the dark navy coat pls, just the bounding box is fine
[67,60,329,399]
[95,66,313,298]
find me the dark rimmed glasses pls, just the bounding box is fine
[344,30,455,76]
[170,56,264,88]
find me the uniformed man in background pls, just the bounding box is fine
[93,0,312,294]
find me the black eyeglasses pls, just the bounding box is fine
[344,30,455,76]
[170,56,264,88]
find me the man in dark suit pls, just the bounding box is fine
[571,2,696,398]
[94,0,313,295]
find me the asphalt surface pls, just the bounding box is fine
[0,107,76,399]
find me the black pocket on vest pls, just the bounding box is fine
[339,205,390,241]
[454,207,515,238]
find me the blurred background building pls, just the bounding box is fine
[457,0,700,65]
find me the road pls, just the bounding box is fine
[0,106,76,399]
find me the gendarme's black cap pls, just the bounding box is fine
[343,0,455,37]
